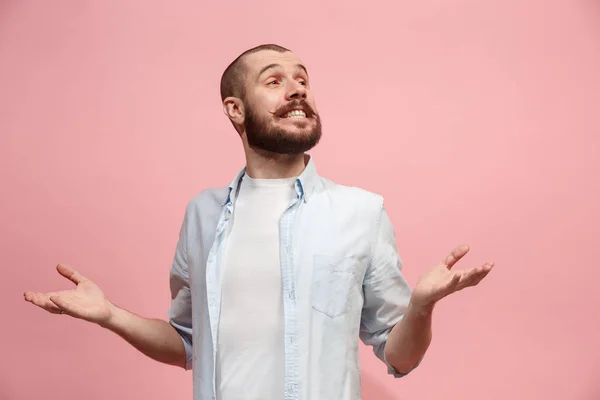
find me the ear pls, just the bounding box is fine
[223,97,245,127]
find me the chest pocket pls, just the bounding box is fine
[311,255,357,319]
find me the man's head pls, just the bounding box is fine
[221,44,322,155]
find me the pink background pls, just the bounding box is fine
[1,1,599,399]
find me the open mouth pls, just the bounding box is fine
[280,109,307,119]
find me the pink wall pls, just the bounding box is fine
[2,1,599,399]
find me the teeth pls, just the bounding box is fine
[283,110,306,118]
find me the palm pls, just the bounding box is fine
[412,245,494,308]
[24,264,111,324]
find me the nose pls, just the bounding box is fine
[286,80,307,100]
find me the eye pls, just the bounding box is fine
[267,79,279,85]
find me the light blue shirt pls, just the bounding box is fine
[168,156,417,400]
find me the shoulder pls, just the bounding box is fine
[310,177,386,231]
[316,177,385,211]
[184,186,229,216]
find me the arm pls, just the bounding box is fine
[363,206,494,375]
[359,206,421,377]
[101,212,193,369]
[24,210,193,370]
[100,304,187,369]
[383,301,433,374]
[385,244,494,373]
[24,265,190,369]
[106,209,195,369]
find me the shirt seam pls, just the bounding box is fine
[367,200,385,282]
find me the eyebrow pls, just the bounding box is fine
[257,63,309,79]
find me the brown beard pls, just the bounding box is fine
[243,99,322,155]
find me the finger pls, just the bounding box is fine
[443,245,470,269]
[449,273,462,292]
[468,263,494,287]
[23,292,64,314]
[48,295,77,316]
[457,263,494,289]
[469,270,491,287]
[56,264,85,285]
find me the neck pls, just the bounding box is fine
[243,142,308,179]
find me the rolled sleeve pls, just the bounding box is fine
[359,205,416,378]
[167,211,194,370]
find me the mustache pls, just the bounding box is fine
[273,100,316,117]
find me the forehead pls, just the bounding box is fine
[243,50,307,77]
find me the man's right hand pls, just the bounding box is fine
[24,264,113,326]
[23,263,189,369]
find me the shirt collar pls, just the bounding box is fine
[222,154,319,206]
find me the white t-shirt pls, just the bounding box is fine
[216,174,297,400]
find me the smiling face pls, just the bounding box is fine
[224,49,322,155]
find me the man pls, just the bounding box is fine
[24,44,494,400]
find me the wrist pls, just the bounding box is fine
[99,302,123,330]
[408,297,435,317]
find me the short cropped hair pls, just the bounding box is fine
[220,44,291,101]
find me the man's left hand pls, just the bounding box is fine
[411,245,494,311]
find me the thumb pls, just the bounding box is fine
[443,245,470,270]
[56,264,86,286]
